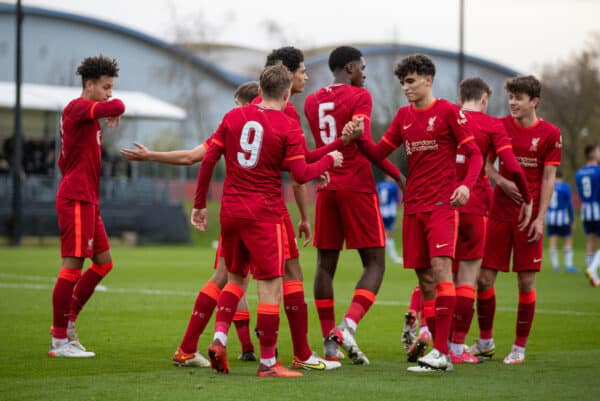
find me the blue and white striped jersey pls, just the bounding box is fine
[546,181,573,226]
[575,165,600,221]
[377,180,401,219]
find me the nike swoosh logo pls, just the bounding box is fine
[533,258,542,263]
[298,361,326,370]
[435,243,448,249]
[403,123,413,130]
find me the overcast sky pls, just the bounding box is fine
[20,0,600,74]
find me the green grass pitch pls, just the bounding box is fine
[1,203,599,401]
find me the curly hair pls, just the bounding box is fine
[394,54,436,80]
[265,46,304,73]
[504,75,541,99]
[328,46,362,72]
[76,55,119,88]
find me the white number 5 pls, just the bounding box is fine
[319,102,336,144]
[238,121,263,168]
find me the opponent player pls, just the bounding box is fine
[121,81,259,367]
[377,175,403,264]
[192,65,342,377]
[304,46,404,365]
[448,77,531,364]
[575,144,600,286]
[346,54,484,372]
[470,75,561,365]
[546,170,577,273]
[49,55,125,357]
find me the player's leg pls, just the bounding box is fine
[327,192,386,365]
[469,217,511,358]
[233,275,256,361]
[312,191,344,359]
[586,227,600,286]
[250,220,302,377]
[402,285,422,351]
[49,197,95,358]
[450,214,485,364]
[584,222,597,266]
[563,228,577,272]
[504,270,536,365]
[173,255,226,367]
[384,221,402,264]
[548,231,560,272]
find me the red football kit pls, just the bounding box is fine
[483,116,561,271]
[358,99,483,268]
[194,104,334,279]
[454,111,531,265]
[304,84,401,249]
[56,97,125,257]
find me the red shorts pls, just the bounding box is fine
[220,216,285,280]
[402,208,458,269]
[313,190,385,250]
[482,217,543,272]
[282,209,299,259]
[453,213,487,272]
[217,210,297,267]
[56,197,110,258]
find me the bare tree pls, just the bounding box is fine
[540,35,600,180]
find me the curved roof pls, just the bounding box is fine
[305,43,521,77]
[0,4,251,86]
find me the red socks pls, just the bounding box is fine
[214,282,244,338]
[233,310,254,353]
[315,298,335,339]
[179,280,221,354]
[477,287,496,340]
[423,298,436,336]
[69,262,112,322]
[256,302,280,360]
[434,281,456,355]
[344,288,376,327]
[283,280,311,361]
[409,285,423,319]
[515,289,536,347]
[52,268,82,339]
[451,284,475,345]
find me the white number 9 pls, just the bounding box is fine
[238,121,263,168]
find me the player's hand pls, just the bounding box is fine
[527,217,544,242]
[106,116,121,128]
[497,178,523,204]
[517,201,533,231]
[120,142,150,161]
[341,117,364,144]
[328,151,343,167]
[298,219,312,247]
[316,172,330,188]
[450,185,470,206]
[190,208,208,232]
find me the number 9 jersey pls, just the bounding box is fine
[304,83,376,194]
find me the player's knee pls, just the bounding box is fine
[90,261,113,277]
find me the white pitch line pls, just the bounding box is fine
[1,278,599,317]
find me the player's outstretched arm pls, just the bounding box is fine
[121,142,206,165]
[92,99,126,120]
[192,138,224,231]
[288,151,342,184]
[485,155,524,204]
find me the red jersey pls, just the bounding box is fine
[304,84,388,193]
[56,97,125,204]
[457,111,529,215]
[378,99,482,214]
[489,116,561,221]
[194,104,334,223]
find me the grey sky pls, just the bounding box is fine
[22,0,600,73]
